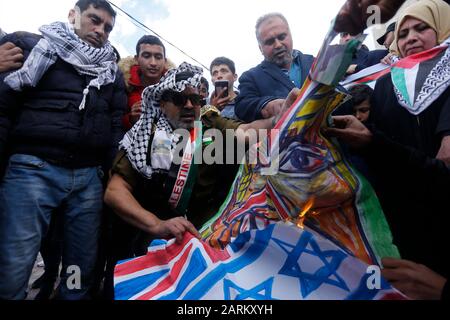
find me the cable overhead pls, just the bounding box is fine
[107,0,210,71]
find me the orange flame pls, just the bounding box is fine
[297,198,315,229]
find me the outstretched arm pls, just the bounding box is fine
[235,71,284,122]
[105,174,200,243]
[236,88,300,143]
[324,115,450,189]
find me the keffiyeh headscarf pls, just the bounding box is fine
[4,22,117,110]
[120,62,203,179]
[389,0,450,115]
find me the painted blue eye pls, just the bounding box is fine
[279,142,329,175]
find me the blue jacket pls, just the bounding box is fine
[235,50,314,122]
[0,32,127,170]
[355,49,388,73]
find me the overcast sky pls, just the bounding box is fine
[0,0,385,79]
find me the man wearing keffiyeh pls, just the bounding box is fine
[103,62,295,296]
[0,0,127,300]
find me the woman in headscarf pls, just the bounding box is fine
[327,0,450,299]
[376,0,450,162]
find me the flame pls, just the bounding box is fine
[297,198,315,229]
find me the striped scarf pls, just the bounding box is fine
[4,22,117,110]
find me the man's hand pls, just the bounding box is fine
[382,258,447,300]
[0,42,24,73]
[272,88,300,126]
[323,115,373,148]
[436,136,450,166]
[149,216,200,244]
[346,64,358,75]
[334,0,405,35]
[210,87,231,110]
[129,101,142,126]
[262,99,284,119]
[381,52,395,65]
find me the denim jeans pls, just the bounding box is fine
[0,154,103,300]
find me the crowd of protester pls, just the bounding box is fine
[0,0,449,300]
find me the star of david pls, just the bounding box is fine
[273,232,349,298]
[223,278,274,300]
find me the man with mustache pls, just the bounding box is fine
[0,0,127,300]
[104,63,296,298]
[235,13,314,123]
[236,0,424,123]
[202,0,411,225]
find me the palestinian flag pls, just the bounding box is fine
[340,63,391,89]
[391,42,450,115]
[166,123,203,216]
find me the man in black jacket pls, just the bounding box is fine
[0,0,126,300]
[235,13,314,123]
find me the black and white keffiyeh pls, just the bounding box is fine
[120,62,203,179]
[4,22,117,110]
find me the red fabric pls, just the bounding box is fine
[123,65,145,130]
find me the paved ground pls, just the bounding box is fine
[26,254,45,300]
[26,254,61,300]
[26,257,104,300]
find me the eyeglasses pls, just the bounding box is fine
[167,92,202,107]
[263,33,288,46]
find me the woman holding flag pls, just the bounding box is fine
[327,0,450,300]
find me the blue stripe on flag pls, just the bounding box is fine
[150,239,168,247]
[158,248,208,300]
[115,269,169,300]
[182,225,275,300]
[229,230,251,253]
[117,257,138,265]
